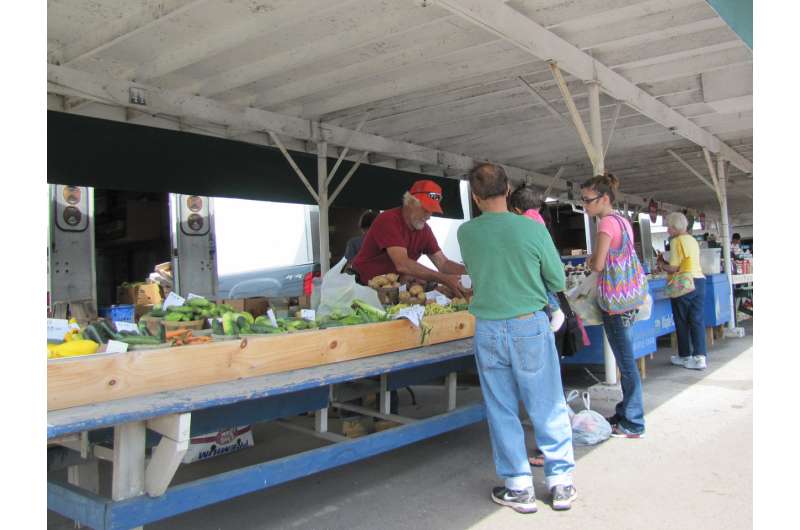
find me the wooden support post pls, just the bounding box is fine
[144,413,191,497]
[314,408,328,433]
[379,374,391,416]
[112,421,146,529]
[705,327,715,350]
[637,357,646,380]
[670,332,677,350]
[445,372,457,412]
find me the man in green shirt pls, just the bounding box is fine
[457,163,577,514]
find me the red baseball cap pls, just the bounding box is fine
[409,180,443,214]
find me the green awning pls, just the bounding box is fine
[47,111,464,219]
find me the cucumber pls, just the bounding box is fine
[97,320,121,341]
[211,319,224,335]
[119,335,163,346]
[83,324,105,344]
[150,309,166,318]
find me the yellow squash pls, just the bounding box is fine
[48,340,99,359]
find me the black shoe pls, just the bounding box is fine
[551,484,578,510]
[605,413,623,426]
[491,486,538,514]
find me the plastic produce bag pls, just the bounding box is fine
[634,293,653,322]
[316,258,383,318]
[565,390,612,446]
[565,272,603,326]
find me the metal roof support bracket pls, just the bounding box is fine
[268,131,320,204]
[604,102,623,159]
[666,149,719,199]
[326,112,371,187]
[329,151,369,205]
[587,80,604,175]
[548,62,598,172]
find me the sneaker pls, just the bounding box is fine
[670,355,689,367]
[685,355,707,370]
[551,484,578,510]
[491,486,538,514]
[605,413,623,426]
[611,424,645,439]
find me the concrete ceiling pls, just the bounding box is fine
[47,0,753,215]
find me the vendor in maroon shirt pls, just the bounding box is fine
[352,180,467,298]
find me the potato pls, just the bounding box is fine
[373,276,389,287]
[399,291,412,303]
[409,284,424,296]
[416,293,427,304]
[386,273,399,282]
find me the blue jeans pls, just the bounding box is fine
[602,311,646,433]
[670,277,707,357]
[474,312,575,491]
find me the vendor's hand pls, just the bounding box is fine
[440,274,467,299]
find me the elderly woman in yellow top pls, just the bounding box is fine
[657,212,707,370]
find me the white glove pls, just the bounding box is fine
[549,309,565,333]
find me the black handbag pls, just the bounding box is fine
[554,291,586,357]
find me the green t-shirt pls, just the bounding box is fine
[457,212,566,320]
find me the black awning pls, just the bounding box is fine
[47,111,464,218]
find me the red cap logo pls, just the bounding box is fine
[409,180,443,214]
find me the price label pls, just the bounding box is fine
[186,293,204,301]
[47,319,73,341]
[115,322,139,334]
[435,294,451,306]
[460,275,472,289]
[267,309,279,328]
[391,305,425,328]
[106,340,129,353]
[163,292,186,310]
[399,284,407,293]
[300,309,316,321]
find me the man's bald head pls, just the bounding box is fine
[469,163,509,200]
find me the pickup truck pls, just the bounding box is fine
[217,262,320,300]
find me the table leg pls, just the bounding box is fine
[112,421,146,529]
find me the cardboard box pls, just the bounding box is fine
[135,304,154,320]
[219,297,269,317]
[118,283,163,306]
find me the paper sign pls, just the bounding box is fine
[47,319,71,341]
[425,290,438,300]
[115,321,139,334]
[392,305,425,328]
[267,309,279,328]
[435,293,451,306]
[186,293,204,301]
[300,309,316,321]
[163,292,186,310]
[399,284,407,293]
[106,340,129,353]
[460,275,472,289]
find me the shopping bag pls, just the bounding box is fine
[565,272,603,326]
[665,272,695,298]
[316,258,383,318]
[634,293,653,322]
[565,390,612,446]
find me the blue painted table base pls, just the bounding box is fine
[49,404,485,530]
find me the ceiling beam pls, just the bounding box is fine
[431,0,752,174]
[47,64,694,214]
[58,0,205,66]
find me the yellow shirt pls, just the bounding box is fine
[669,234,704,279]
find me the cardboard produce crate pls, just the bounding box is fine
[117,283,163,306]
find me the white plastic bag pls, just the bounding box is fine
[565,390,612,446]
[316,258,383,318]
[635,293,653,322]
[565,272,603,326]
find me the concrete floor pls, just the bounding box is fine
[49,324,753,529]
